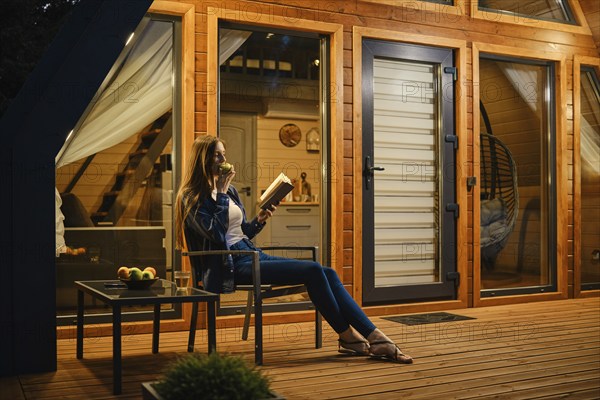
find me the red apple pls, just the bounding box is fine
[117,266,130,279]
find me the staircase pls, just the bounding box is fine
[91,113,172,226]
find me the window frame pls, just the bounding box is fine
[360,0,465,16]
[472,42,568,307]
[472,0,590,35]
[477,0,577,25]
[573,55,600,297]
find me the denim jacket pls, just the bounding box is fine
[183,185,265,293]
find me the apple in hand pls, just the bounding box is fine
[219,162,233,173]
[117,266,130,279]
[142,270,154,280]
[129,267,143,280]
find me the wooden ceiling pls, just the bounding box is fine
[579,0,600,54]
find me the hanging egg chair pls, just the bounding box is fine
[480,101,519,270]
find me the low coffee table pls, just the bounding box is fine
[75,279,218,395]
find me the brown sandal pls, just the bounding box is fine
[338,339,370,356]
[369,340,413,364]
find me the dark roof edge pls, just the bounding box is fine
[0,0,153,153]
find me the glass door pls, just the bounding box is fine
[478,55,557,296]
[217,23,329,314]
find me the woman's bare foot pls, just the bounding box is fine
[367,329,413,364]
[338,327,369,355]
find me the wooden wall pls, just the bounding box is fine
[256,117,321,198]
[185,0,598,308]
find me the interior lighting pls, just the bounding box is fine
[125,32,135,46]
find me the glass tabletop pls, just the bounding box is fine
[75,279,218,304]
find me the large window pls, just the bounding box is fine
[579,67,600,290]
[478,55,557,296]
[55,15,182,324]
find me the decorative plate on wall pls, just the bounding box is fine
[279,123,301,147]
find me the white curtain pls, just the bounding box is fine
[581,118,600,175]
[499,62,600,175]
[54,25,250,247]
[55,20,173,168]
[499,62,540,115]
[580,76,600,175]
[219,28,251,65]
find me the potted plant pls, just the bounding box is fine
[142,352,284,400]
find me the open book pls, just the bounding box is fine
[258,172,294,210]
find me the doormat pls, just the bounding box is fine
[383,312,476,326]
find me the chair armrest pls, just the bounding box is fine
[183,250,258,257]
[260,246,318,262]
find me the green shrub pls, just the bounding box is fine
[154,352,271,400]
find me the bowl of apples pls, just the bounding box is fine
[118,266,159,290]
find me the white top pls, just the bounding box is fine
[212,190,248,247]
[55,187,66,257]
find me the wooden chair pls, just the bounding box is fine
[183,246,322,365]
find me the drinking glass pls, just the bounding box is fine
[174,270,191,293]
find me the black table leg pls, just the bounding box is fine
[152,304,160,354]
[207,300,216,354]
[76,289,84,359]
[188,302,198,352]
[113,304,122,395]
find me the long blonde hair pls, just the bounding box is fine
[175,135,223,249]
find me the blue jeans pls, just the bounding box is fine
[230,238,376,338]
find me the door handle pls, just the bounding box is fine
[369,166,385,172]
[364,156,385,190]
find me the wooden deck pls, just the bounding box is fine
[3,297,599,399]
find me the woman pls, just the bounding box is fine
[175,135,412,364]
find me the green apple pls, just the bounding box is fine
[143,266,157,277]
[219,162,233,173]
[142,270,154,280]
[129,267,143,280]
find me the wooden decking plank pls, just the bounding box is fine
[264,330,600,380]
[461,379,600,400]
[304,363,599,399]
[531,387,600,400]
[52,314,598,364]
[269,347,600,389]
[275,350,600,396]
[417,370,600,400]
[0,376,26,400]
[13,298,600,400]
